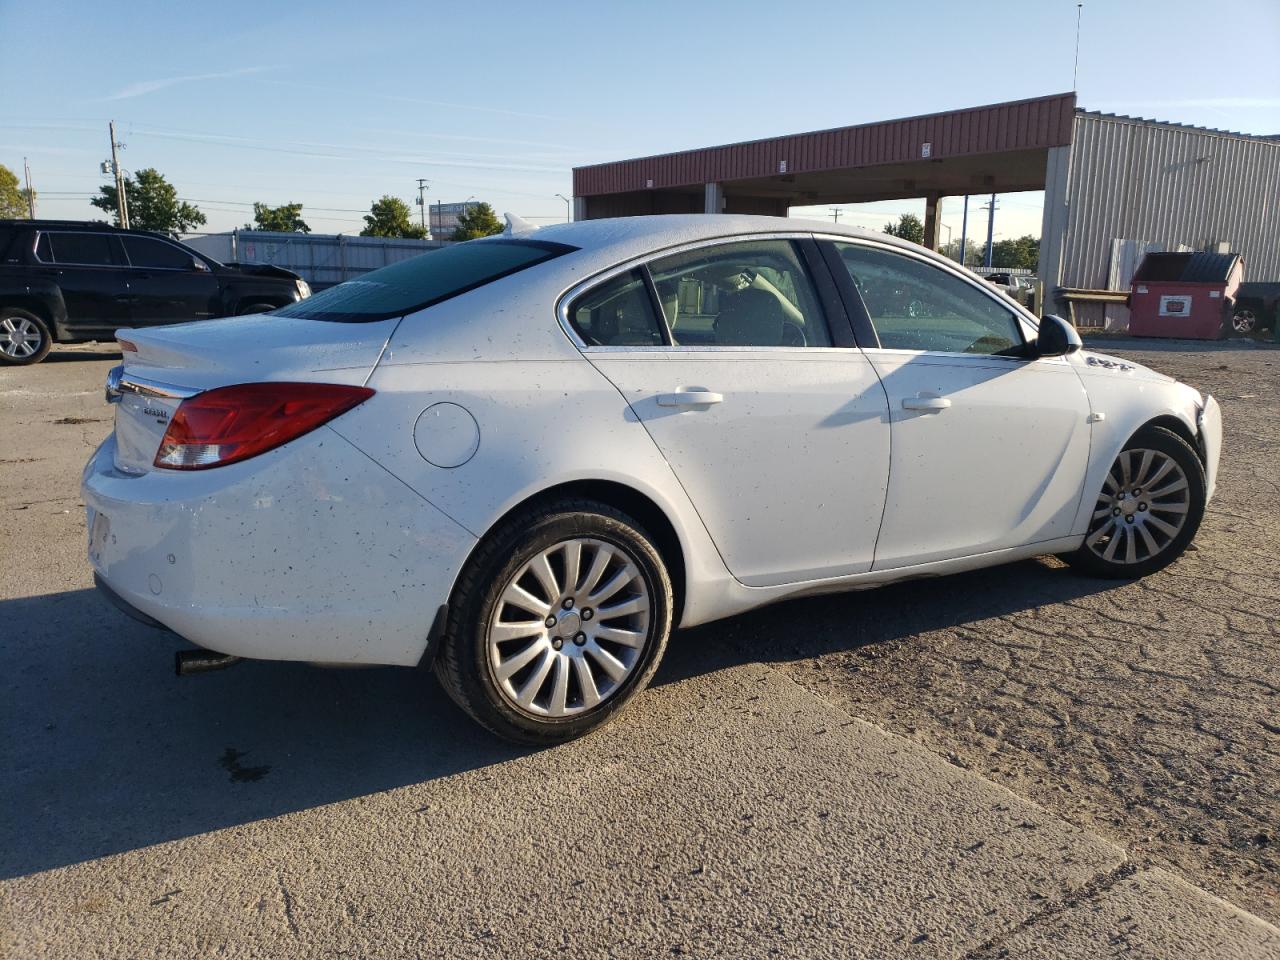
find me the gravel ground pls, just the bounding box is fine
[688,337,1279,923]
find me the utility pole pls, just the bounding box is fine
[416,178,429,233]
[959,195,969,266]
[829,208,843,223]
[22,157,36,218]
[108,121,129,229]
[982,193,998,268]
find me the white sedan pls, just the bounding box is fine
[83,215,1222,743]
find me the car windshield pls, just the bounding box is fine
[273,238,577,323]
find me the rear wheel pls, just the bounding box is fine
[0,308,52,365]
[435,498,673,744]
[1065,427,1205,579]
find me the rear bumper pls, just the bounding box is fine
[93,572,170,631]
[82,430,476,666]
[1199,395,1223,503]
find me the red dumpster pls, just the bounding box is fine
[1128,251,1243,340]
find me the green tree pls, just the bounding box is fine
[360,195,427,238]
[451,202,504,242]
[990,234,1040,271]
[250,201,310,233]
[0,163,34,218]
[882,213,924,245]
[939,238,984,267]
[91,168,206,234]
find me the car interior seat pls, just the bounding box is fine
[715,287,786,346]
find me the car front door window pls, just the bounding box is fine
[121,236,197,270]
[835,243,1023,354]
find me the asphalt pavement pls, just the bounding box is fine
[2,345,1277,959]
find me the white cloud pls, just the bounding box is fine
[103,66,271,101]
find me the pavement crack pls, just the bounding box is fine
[961,862,1139,960]
[276,870,300,938]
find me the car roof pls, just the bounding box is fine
[525,214,939,271]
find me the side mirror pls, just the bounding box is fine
[1032,314,1082,358]
[192,257,210,272]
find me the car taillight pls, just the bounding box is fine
[154,382,375,470]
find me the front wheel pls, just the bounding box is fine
[0,308,52,365]
[435,498,673,744]
[1064,427,1206,579]
[1231,308,1258,335]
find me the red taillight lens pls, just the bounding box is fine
[154,382,374,470]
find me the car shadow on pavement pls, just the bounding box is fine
[1,559,1116,881]
[653,556,1117,688]
[0,588,522,880]
[44,348,123,363]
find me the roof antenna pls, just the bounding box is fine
[503,213,539,236]
[1073,3,1083,91]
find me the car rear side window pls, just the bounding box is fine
[569,270,666,346]
[647,239,833,347]
[122,236,194,270]
[42,232,117,266]
[272,238,577,323]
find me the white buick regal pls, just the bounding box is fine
[84,215,1222,743]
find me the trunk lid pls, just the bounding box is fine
[109,313,396,474]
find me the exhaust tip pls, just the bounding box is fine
[175,650,243,677]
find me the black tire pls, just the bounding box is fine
[1231,307,1258,336]
[435,497,673,744]
[0,307,53,365]
[1064,426,1206,579]
[238,303,278,315]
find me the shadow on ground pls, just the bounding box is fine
[44,348,122,363]
[1,559,1117,879]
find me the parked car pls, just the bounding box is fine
[83,215,1222,743]
[1231,281,1280,337]
[0,219,310,364]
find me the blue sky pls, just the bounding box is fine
[2,0,1277,240]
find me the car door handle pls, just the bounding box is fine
[657,390,724,407]
[901,395,951,411]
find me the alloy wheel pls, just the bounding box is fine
[1231,309,1257,335]
[1085,448,1191,565]
[486,537,652,718]
[1,316,43,359]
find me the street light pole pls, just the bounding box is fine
[555,193,572,223]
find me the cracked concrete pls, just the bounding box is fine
[2,340,1278,958]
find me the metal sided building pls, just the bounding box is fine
[571,94,1280,328]
[183,230,450,290]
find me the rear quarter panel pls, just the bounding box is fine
[329,352,734,627]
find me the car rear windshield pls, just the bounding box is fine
[272,238,577,323]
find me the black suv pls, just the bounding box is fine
[0,220,310,365]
